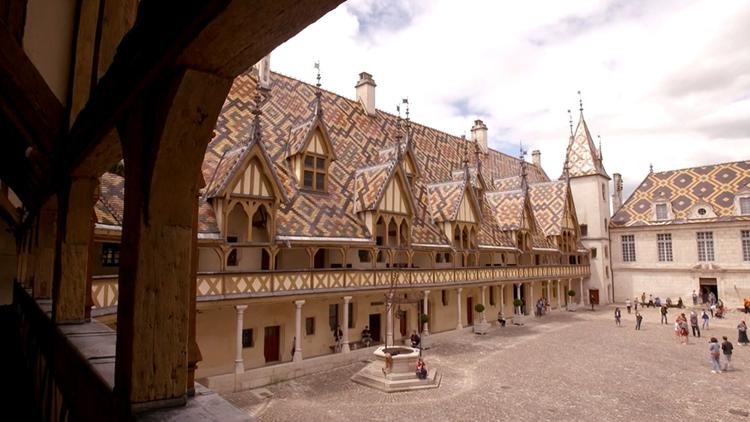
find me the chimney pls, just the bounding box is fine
[531,150,541,167]
[470,119,488,153]
[257,55,271,90]
[612,173,623,212]
[355,72,376,116]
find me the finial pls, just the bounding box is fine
[519,141,528,192]
[314,61,321,88]
[313,61,323,117]
[402,98,410,121]
[567,109,573,136]
[577,90,583,112]
[462,134,469,167]
[649,163,653,173]
[251,89,263,143]
[597,135,603,160]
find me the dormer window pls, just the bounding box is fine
[655,203,668,221]
[303,153,327,191]
[740,197,750,215]
[697,207,707,216]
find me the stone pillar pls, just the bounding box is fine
[53,177,98,323]
[499,284,505,315]
[386,294,394,347]
[580,278,585,305]
[234,305,247,374]
[456,287,463,330]
[480,286,487,323]
[342,296,351,353]
[515,283,521,314]
[529,283,534,315]
[114,69,232,410]
[294,300,305,361]
[422,290,430,336]
[546,281,552,308]
[557,280,562,309]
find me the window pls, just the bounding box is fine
[601,183,605,201]
[358,250,370,263]
[227,249,238,267]
[605,266,610,279]
[697,208,707,216]
[655,204,668,221]
[441,290,448,306]
[348,302,354,328]
[303,153,326,191]
[101,243,120,267]
[328,304,339,331]
[591,248,597,259]
[742,230,750,261]
[621,235,636,262]
[489,286,496,306]
[580,224,588,237]
[242,328,254,348]
[697,232,714,262]
[305,317,315,335]
[740,197,750,215]
[604,245,609,259]
[657,233,673,262]
[227,235,238,243]
[604,218,608,233]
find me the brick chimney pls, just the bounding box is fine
[612,173,623,212]
[470,119,488,153]
[531,150,541,167]
[355,72,376,116]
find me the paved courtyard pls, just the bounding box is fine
[222,305,750,421]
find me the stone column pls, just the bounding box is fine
[294,300,305,361]
[499,284,505,315]
[546,281,552,308]
[480,286,487,323]
[557,280,562,309]
[580,278,585,305]
[456,287,463,330]
[386,294,394,347]
[422,290,430,336]
[342,296,351,353]
[515,283,521,314]
[234,305,247,374]
[529,283,534,315]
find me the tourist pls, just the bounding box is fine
[410,330,421,348]
[673,321,681,343]
[677,297,684,309]
[721,336,733,371]
[634,297,639,312]
[692,290,698,306]
[744,297,750,314]
[545,297,551,314]
[647,294,654,308]
[382,352,393,377]
[291,336,296,358]
[709,303,716,318]
[689,311,700,337]
[361,326,373,347]
[738,321,749,346]
[497,311,506,327]
[679,319,689,345]
[701,310,710,330]
[536,299,543,317]
[334,325,343,352]
[614,307,621,326]
[660,305,668,325]
[708,291,716,305]
[635,312,643,330]
[641,292,646,305]
[415,358,427,380]
[666,297,672,307]
[709,337,722,374]
[625,298,631,314]
[654,297,662,307]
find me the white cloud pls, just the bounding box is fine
[271,0,750,199]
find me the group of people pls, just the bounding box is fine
[692,289,718,307]
[637,292,684,309]
[534,298,551,317]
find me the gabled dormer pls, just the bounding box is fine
[427,180,481,250]
[735,182,750,216]
[688,200,717,220]
[286,93,337,193]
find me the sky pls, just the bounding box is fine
[271,0,750,200]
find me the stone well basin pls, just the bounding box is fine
[374,346,420,380]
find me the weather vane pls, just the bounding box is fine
[402,98,410,121]
[577,90,583,112]
[314,61,321,88]
[567,109,573,136]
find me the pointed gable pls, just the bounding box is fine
[486,190,525,231]
[354,162,415,215]
[528,181,569,236]
[427,181,479,223]
[286,118,336,160]
[564,111,608,179]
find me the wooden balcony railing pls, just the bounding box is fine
[92,264,590,309]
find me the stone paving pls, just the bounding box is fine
[222,305,750,421]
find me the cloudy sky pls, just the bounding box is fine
[271,0,750,199]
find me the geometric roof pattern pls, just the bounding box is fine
[354,162,395,212]
[528,180,570,237]
[427,180,472,223]
[564,110,608,179]
[611,160,750,228]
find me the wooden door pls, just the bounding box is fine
[467,297,474,325]
[369,314,381,342]
[399,311,407,337]
[264,325,280,363]
[589,289,599,305]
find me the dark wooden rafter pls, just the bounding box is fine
[0,0,27,43]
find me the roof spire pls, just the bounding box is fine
[578,90,583,113]
[649,163,654,174]
[314,61,323,117]
[597,134,603,160]
[250,89,263,144]
[519,141,528,193]
[567,109,573,136]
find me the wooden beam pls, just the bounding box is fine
[0,0,28,43]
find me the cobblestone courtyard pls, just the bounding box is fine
[222,305,750,421]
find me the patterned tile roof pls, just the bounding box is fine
[564,111,608,179]
[611,160,750,228]
[97,69,566,247]
[528,181,569,237]
[486,190,526,231]
[493,176,522,192]
[427,181,470,223]
[354,163,393,212]
[96,172,124,226]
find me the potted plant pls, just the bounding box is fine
[512,299,525,324]
[567,290,577,311]
[473,303,489,334]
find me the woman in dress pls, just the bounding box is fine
[738,321,749,346]
[614,307,621,327]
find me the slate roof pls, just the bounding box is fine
[528,181,569,237]
[96,69,572,249]
[611,160,750,228]
[564,111,608,179]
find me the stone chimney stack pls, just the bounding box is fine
[612,172,623,212]
[257,55,271,90]
[531,150,541,167]
[355,72,377,116]
[470,119,488,153]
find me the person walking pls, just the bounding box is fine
[614,307,622,327]
[641,292,646,306]
[692,290,698,306]
[660,305,668,325]
[721,336,733,371]
[702,309,710,330]
[709,337,722,374]
[634,297,639,312]
[738,321,749,346]
[709,303,716,318]
[625,298,632,314]
[635,312,643,330]
[744,297,750,314]
[689,311,701,337]
[679,319,689,345]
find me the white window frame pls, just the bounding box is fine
[696,231,715,262]
[740,197,750,215]
[742,230,750,262]
[655,203,669,221]
[621,235,636,262]
[657,233,673,262]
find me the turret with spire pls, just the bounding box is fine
[562,91,609,180]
